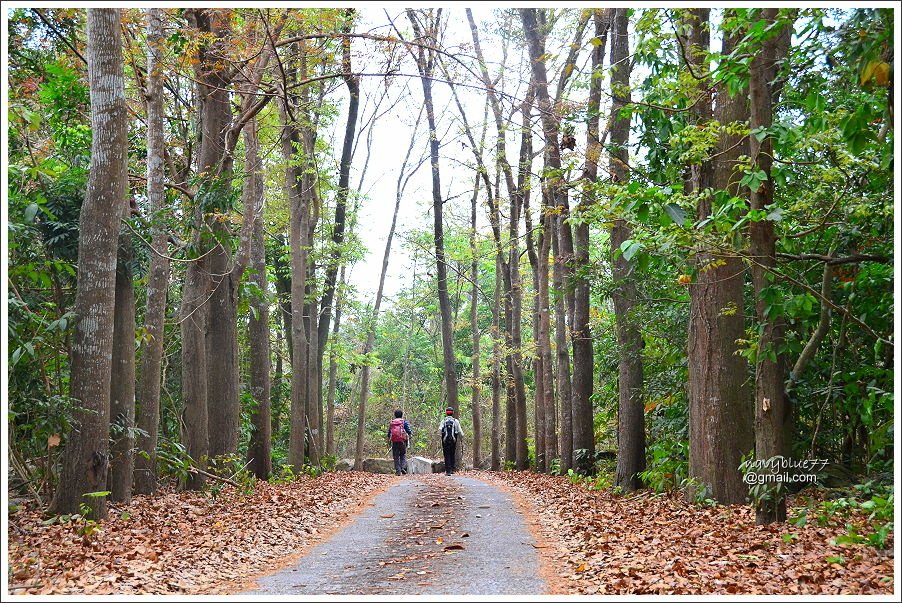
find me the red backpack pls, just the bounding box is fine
[389,418,408,443]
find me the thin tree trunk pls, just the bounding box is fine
[521,8,588,469]
[134,7,169,496]
[571,9,610,474]
[317,12,360,447]
[280,48,310,470]
[325,264,346,457]
[510,91,534,471]
[50,8,126,518]
[469,176,483,468]
[750,9,794,524]
[306,291,321,465]
[467,9,529,468]
[608,8,645,492]
[245,118,272,480]
[490,256,503,470]
[552,215,571,473]
[536,207,555,473]
[406,9,459,420]
[687,13,753,505]
[110,178,136,503]
[526,178,544,473]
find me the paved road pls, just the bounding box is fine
[243,474,547,596]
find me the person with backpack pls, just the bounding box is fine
[387,409,412,476]
[439,407,464,475]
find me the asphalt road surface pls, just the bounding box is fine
[243,474,547,596]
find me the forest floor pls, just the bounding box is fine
[6,470,895,596]
[477,471,895,595]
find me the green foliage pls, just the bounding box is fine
[207,454,256,498]
[268,464,296,485]
[639,440,689,494]
[789,482,894,549]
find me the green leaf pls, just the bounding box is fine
[620,240,643,262]
[664,203,687,226]
[82,490,111,498]
[751,126,768,142]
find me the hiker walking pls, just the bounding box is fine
[387,409,412,476]
[439,407,464,475]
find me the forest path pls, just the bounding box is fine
[242,473,547,595]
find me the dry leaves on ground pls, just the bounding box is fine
[476,471,894,596]
[7,472,393,595]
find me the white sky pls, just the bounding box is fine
[333,7,554,307]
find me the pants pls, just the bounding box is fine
[442,439,457,474]
[391,441,408,475]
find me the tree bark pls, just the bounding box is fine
[552,214,571,473]
[606,8,645,492]
[749,9,794,524]
[317,9,359,364]
[687,12,754,505]
[325,264,346,457]
[521,8,588,469]
[490,256,503,470]
[406,9,459,421]
[537,207,556,472]
[571,9,610,474]
[279,48,310,471]
[134,7,169,496]
[245,118,272,480]
[50,8,127,518]
[110,178,136,504]
[469,177,483,468]
[467,9,529,468]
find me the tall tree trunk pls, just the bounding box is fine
[750,9,794,524]
[306,291,322,465]
[407,9,459,419]
[527,192,545,473]
[510,90,534,471]
[245,118,272,480]
[537,207,556,472]
[490,256,503,470]
[325,264,346,457]
[466,9,529,468]
[469,177,483,468]
[521,8,587,469]
[317,9,359,366]
[552,215,571,473]
[571,9,610,474]
[50,7,126,518]
[180,9,231,485]
[687,13,753,505]
[134,7,169,496]
[608,8,645,492]
[280,50,310,471]
[191,9,240,461]
[110,179,136,503]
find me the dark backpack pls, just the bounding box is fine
[390,418,408,443]
[441,416,456,443]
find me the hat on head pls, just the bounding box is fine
[445,407,454,415]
